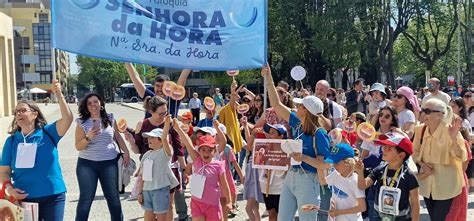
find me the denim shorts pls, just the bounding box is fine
[142,186,170,214]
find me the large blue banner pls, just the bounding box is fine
[52,0,267,71]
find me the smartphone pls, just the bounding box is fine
[92,119,101,130]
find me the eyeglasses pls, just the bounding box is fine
[254,99,263,102]
[378,113,391,119]
[421,108,442,115]
[13,108,34,115]
[157,111,168,117]
[395,94,405,99]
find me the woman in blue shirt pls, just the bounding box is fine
[262,66,331,221]
[0,80,73,221]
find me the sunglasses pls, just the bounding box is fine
[254,99,263,102]
[464,94,472,98]
[378,113,391,119]
[242,99,250,103]
[421,108,442,115]
[395,94,405,99]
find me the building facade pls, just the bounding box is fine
[0,12,17,118]
[0,0,70,99]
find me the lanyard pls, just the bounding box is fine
[382,165,403,188]
[21,130,35,144]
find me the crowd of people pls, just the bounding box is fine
[2,64,474,221]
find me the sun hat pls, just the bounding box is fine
[292,96,324,115]
[396,86,421,112]
[369,83,386,95]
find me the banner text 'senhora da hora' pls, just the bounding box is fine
[106,0,225,45]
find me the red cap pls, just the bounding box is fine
[374,132,413,155]
[179,112,193,121]
[198,135,217,149]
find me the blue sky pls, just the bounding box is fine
[70,53,79,75]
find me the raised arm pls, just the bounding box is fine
[177,69,192,86]
[162,115,174,157]
[125,63,146,98]
[355,159,374,190]
[229,80,239,111]
[213,119,227,152]
[52,79,73,136]
[172,118,199,161]
[261,65,291,122]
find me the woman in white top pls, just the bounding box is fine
[392,87,419,139]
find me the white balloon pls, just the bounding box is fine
[290,66,306,81]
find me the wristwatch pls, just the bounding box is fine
[85,135,91,142]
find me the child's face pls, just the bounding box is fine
[265,128,283,139]
[148,137,162,149]
[199,146,216,162]
[382,145,403,162]
[334,160,350,174]
[182,119,191,125]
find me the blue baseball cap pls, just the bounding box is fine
[263,124,288,139]
[324,143,355,164]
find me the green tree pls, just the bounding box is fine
[401,0,459,82]
[76,56,128,100]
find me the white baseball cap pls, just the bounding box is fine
[193,127,217,136]
[142,128,164,138]
[293,96,323,116]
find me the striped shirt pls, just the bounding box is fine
[76,113,118,161]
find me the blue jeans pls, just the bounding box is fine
[367,199,381,221]
[24,192,66,221]
[76,157,123,221]
[278,169,320,221]
[317,185,331,221]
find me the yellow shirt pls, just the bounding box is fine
[218,104,243,152]
[412,124,467,200]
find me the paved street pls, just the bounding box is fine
[2,103,473,220]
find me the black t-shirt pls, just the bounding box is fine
[368,163,419,212]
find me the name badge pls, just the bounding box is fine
[15,143,38,169]
[189,174,206,199]
[142,159,153,182]
[378,186,402,216]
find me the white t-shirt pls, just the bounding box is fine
[422,91,451,105]
[327,99,343,119]
[469,112,474,130]
[462,119,472,134]
[258,169,285,195]
[361,140,382,157]
[326,171,365,221]
[398,109,416,128]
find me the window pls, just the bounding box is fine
[33,23,52,72]
[39,13,49,23]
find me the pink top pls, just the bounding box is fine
[265,108,292,138]
[192,157,225,206]
[220,149,237,194]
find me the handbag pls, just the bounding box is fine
[0,182,24,221]
[113,130,137,194]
